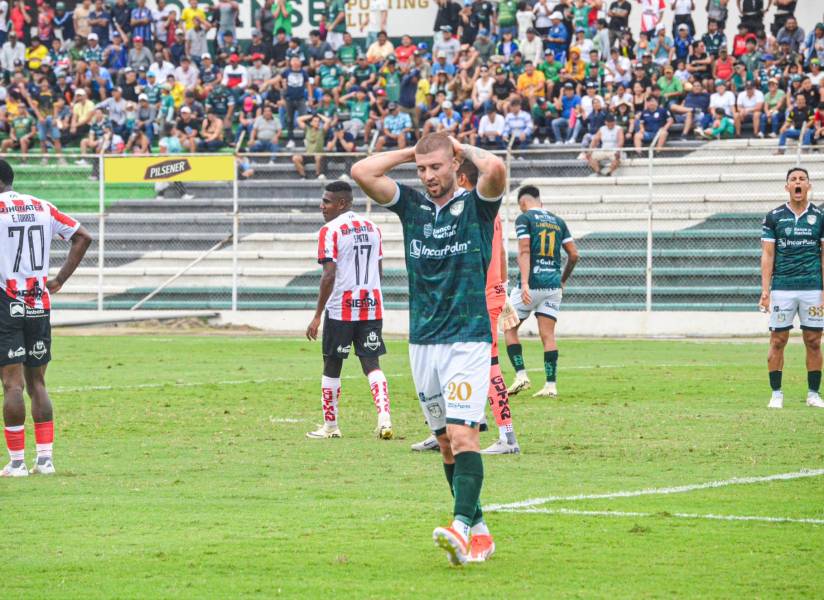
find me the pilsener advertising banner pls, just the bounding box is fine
[103,155,236,183]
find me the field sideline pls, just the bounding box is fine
[3,333,823,598]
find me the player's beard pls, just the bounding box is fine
[425,174,457,203]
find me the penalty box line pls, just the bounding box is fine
[485,469,824,512]
[494,507,824,526]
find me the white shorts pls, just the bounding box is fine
[326,32,344,51]
[410,342,492,433]
[769,289,824,331]
[509,286,562,321]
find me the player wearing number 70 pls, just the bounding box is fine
[0,159,92,477]
[503,185,579,399]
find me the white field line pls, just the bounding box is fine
[494,507,824,525]
[485,469,824,512]
[268,417,306,424]
[50,362,721,394]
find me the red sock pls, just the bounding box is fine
[34,421,54,458]
[488,362,513,430]
[4,425,25,462]
[321,376,340,426]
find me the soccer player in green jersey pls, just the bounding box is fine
[504,186,579,398]
[352,133,506,565]
[759,167,824,409]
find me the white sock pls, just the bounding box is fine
[367,369,391,416]
[451,519,471,542]
[321,376,341,428]
[470,521,490,536]
[516,369,527,377]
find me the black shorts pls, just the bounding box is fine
[0,294,51,367]
[322,313,386,359]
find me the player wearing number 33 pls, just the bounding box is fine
[0,159,92,477]
[352,133,507,566]
[759,167,824,410]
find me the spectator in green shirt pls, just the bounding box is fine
[700,107,735,139]
[657,65,684,107]
[538,48,561,99]
[318,50,344,103]
[497,0,518,37]
[337,32,362,67]
[292,111,332,179]
[341,87,370,139]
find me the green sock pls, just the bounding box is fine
[443,462,455,497]
[452,451,484,526]
[507,344,525,372]
[471,501,484,526]
[544,350,558,382]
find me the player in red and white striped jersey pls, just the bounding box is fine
[305,181,393,440]
[0,159,92,477]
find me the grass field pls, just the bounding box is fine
[3,333,824,599]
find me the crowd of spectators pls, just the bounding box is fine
[0,0,822,176]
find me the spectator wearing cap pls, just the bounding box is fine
[317,50,344,104]
[214,0,239,50]
[520,27,543,65]
[503,97,533,146]
[433,0,460,43]
[411,46,432,80]
[581,80,605,124]
[324,0,347,51]
[350,55,377,90]
[245,28,269,63]
[365,87,389,141]
[169,27,187,65]
[669,79,709,137]
[205,79,235,129]
[375,101,412,151]
[54,3,75,44]
[185,15,210,63]
[222,53,249,98]
[174,104,200,151]
[633,95,672,151]
[181,0,206,31]
[712,46,734,82]
[546,11,569,63]
[68,87,95,144]
[97,85,127,135]
[248,53,273,86]
[128,35,152,72]
[381,56,401,102]
[103,31,128,73]
[367,30,394,64]
[673,23,693,63]
[457,1,478,46]
[474,100,504,147]
[120,67,140,101]
[760,77,786,136]
[130,0,153,44]
[559,47,585,90]
[491,66,515,111]
[586,111,624,175]
[435,99,460,134]
[175,55,199,91]
[88,0,111,48]
[473,28,494,62]
[734,79,764,136]
[431,50,457,77]
[803,23,824,65]
[433,25,460,64]
[517,60,546,104]
[132,92,156,145]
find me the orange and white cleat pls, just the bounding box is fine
[433,526,470,566]
[467,534,496,562]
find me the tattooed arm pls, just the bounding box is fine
[450,137,507,200]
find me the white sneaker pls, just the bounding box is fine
[0,462,28,477]
[507,372,531,396]
[181,193,195,200]
[316,173,327,180]
[30,458,55,475]
[806,392,824,408]
[286,140,296,149]
[533,382,558,398]
[433,526,469,566]
[768,391,783,409]
[338,173,351,182]
[411,434,439,452]
[481,439,520,455]
[376,414,393,440]
[306,424,342,439]
[74,158,88,166]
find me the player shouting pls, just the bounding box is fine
[0,159,92,477]
[306,181,394,439]
[352,133,506,565]
[505,186,579,398]
[410,160,521,455]
[759,167,824,409]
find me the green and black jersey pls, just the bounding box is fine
[385,184,501,345]
[761,203,824,291]
[515,208,572,290]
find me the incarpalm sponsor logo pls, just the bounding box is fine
[144,159,192,180]
[409,239,469,259]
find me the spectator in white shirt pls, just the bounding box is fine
[471,64,495,109]
[708,79,736,122]
[432,26,461,64]
[606,47,632,85]
[0,31,25,75]
[173,55,199,90]
[734,80,764,136]
[148,52,175,81]
[474,101,505,148]
[519,28,544,64]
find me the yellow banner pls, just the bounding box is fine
[103,155,235,183]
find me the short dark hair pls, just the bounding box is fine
[325,180,353,203]
[457,160,479,187]
[787,167,809,181]
[518,185,539,201]
[0,159,14,187]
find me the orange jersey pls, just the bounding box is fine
[486,214,506,310]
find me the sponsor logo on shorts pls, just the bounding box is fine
[9,302,24,317]
[363,330,381,351]
[336,344,351,354]
[449,200,464,216]
[29,340,47,360]
[7,346,24,359]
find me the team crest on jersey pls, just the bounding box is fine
[363,331,381,351]
[29,340,46,360]
[9,302,24,317]
[449,200,465,216]
[423,223,433,238]
[808,215,817,225]
[784,227,792,235]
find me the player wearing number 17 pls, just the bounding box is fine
[759,167,824,410]
[0,159,92,477]
[352,133,507,566]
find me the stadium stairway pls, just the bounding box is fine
[44,140,821,310]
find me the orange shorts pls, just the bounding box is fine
[486,284,506,359]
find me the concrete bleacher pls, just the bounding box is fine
[46,139,820,310]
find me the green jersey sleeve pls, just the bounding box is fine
[471,188,502,223]
[761,211,776,242]
[560,218,573,243]
[515,213,530,239]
